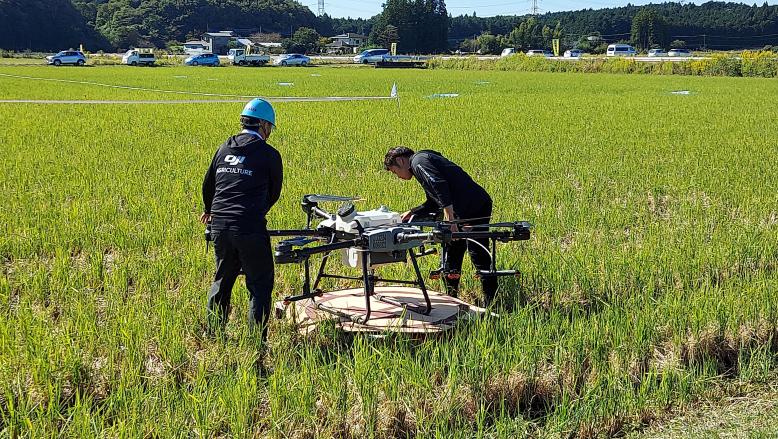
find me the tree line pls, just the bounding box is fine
[1,0,777,52]
[450,1,778,52]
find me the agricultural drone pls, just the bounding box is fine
[267,194,532,324]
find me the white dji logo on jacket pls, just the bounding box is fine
[224,155,246,166]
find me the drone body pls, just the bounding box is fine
[316,204,421,267]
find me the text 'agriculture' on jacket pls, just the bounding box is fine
[202,133,283,232]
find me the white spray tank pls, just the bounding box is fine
[328,203,401,267]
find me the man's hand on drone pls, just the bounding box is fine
[401,211,413,223]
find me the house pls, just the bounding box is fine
[202,31,235,55]
[326,33,367,54]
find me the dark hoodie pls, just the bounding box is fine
[409,150,491,221]
[202,133,283,232]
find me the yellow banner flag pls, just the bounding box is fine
[552,39,560,57]
[391,43,397,56]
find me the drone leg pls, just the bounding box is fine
[409,250,432,315]
[358,251,372,324]
[312,251,330,292]
[303,258,311,297]
[439,243,450,295]
[490,238,498,272]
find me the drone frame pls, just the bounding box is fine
[269,195,531,324]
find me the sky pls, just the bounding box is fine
[309,0,776,20]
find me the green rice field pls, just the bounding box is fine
[1,65,777,437]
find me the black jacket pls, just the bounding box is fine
[202,133,283,232]
[409,150,491,220]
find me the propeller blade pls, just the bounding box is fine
[305,194,362,203]
[479,221,533,228]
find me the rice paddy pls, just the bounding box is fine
[1,65,777,437]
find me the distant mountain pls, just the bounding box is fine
[1,0,319,51]
[0,0,109,51]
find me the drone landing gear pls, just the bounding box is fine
[282,246,433,325]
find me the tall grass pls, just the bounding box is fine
[1,66,777,437]
[428,51,778,78]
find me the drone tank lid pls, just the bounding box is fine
[337,202,356,220]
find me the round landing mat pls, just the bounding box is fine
[275,286,488,334]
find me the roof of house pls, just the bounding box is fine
[184,40,209,45]
[327,38,364,48]
[204,32,234,38]
[332,33,367,40]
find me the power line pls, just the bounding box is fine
[448,1,525,9]
[531,0,541,16]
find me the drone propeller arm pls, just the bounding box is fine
[268,229,328,237]
[274,237,362,264]
[397,222,530,245]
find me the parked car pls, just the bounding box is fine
[526,49,553,57]
[647,49,668,57]
[46,50,86,66]
[122,48,155,66]
[274,53,311,66]
[606,44,636,57]
[184,53,220,66]
[563,49,584,58]
[668,48,692,57]
[353,48,389,64]
[500,48,517,57]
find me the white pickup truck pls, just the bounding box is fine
[122,48,155,66]
[228,49,270,66]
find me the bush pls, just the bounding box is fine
[741,50,778,78]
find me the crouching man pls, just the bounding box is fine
[383,146,497,305]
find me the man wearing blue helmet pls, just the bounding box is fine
[201,98,283,340]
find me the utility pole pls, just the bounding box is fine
[318,0,325,16]
[531,0,540,16]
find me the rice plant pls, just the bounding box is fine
[1,65,777,437]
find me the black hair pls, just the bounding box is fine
[383,146,415,170]
[240,115,261,129]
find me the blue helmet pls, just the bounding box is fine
[241,98,276,126]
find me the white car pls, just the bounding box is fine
[606,44,636,57]
[501,48,517,57]
[274,54,310,66]
[564,49,584,58]
[526,49,553,57]
[668,49,692,57]
[647,49,668,57]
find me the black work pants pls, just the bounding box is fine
[442,204,497,304]
[207,229,274,338]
